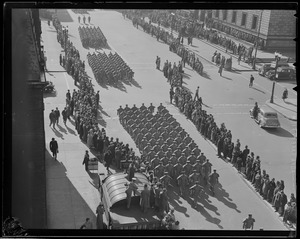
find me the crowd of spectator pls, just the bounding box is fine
[79,26,108,49]
[171,85,296,227]
[71,9,91,15]
[87,51,134,85]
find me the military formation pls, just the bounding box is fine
[87,51,134,85]
[78,26,108,49]
[118,103,221,208]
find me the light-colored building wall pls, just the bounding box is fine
[210,9,295,50]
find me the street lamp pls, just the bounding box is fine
[270,52,282,103]
[252,10,263,70]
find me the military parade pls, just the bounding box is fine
[9,7,296,235]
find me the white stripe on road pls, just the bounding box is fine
[63,72,70,90]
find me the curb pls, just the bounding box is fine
[265,100,297,121]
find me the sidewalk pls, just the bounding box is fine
[147,20,259,72]
[266,98,297,121]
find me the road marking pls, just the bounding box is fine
[212,104,253,107]
[63,72,70,90]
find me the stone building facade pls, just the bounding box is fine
[200,10,296,50]
[11,8,47,228]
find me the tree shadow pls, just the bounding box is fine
[202,102,212,109]
[264,127,294,138]
[227,69,241,74]
[201,71,211,80]
[98,105,110,118]
[251,87,266,94]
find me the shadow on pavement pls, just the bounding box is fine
[214,184,241,213]
[51,126,65,140]
[43,91,57,98]
[221,76,232,80]
[264,127,294,138]
[167,189,190,218]
[45,149,97,229]
[57,124,68,134]
[202,71,211,80]
[284,100,297,107]
[251,87,266,94]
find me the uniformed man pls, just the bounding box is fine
[187,153,196,165]
[154,161,165,179]
[208,169,219,196]
[183,160,193,176]
[150,156,159,170]
[177,171,189,196]
[178,153,186,165]
[199,152,206,164]
[189,181,203,208]
[202,159,212,186]
[189,169,198,186]
[160,171,172,189]
[173,160,183,183]
[148,103,155,113]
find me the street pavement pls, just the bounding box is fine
[41,9,295,230]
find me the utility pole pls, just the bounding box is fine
[252,10,263,70]
[270,52,281,103]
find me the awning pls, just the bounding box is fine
[102,172,149,209]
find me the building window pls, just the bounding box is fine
[231,11,237,23]
[222,10,227,20]
[241,12,247,26]
[215,10,219,18]
[252,15,258,29]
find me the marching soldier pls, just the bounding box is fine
[187,153,196,165]
[148,103,155,113]
[154,161,165,179]
[173,160,183,184]
[165,160,174,179]
[160,171,172,189]
[208,169,220,196]
[178,152,186,165]
[189,169,198,186]
[150,155,159,170]
[177,171,189,196]
[199,152,206,164]
[202,159,212,186]
[189,181,203,208]
[183,160,193,176]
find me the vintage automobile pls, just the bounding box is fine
[258,62,289,76]
[265,66,296,81]
[99,172,161,230]
[250,105,280,128]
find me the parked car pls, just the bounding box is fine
[258,62,290,76]
[265,66,296,81]
[250,105,280,128]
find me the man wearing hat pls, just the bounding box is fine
[96,202,105,229]
[183,160,193,176]
[140,184,150,213]
[50,138,59,160]
[82,150,90,171]
[177,171,189,196]
[202,159,212,186]
[160,171,172,189]
[149,183,156,209]
[154,183,162,212]
[154,161,165,179]
[189,181,203,208]
[208,169,219,196]
[242,214,255,230]
[125,178,138,209]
